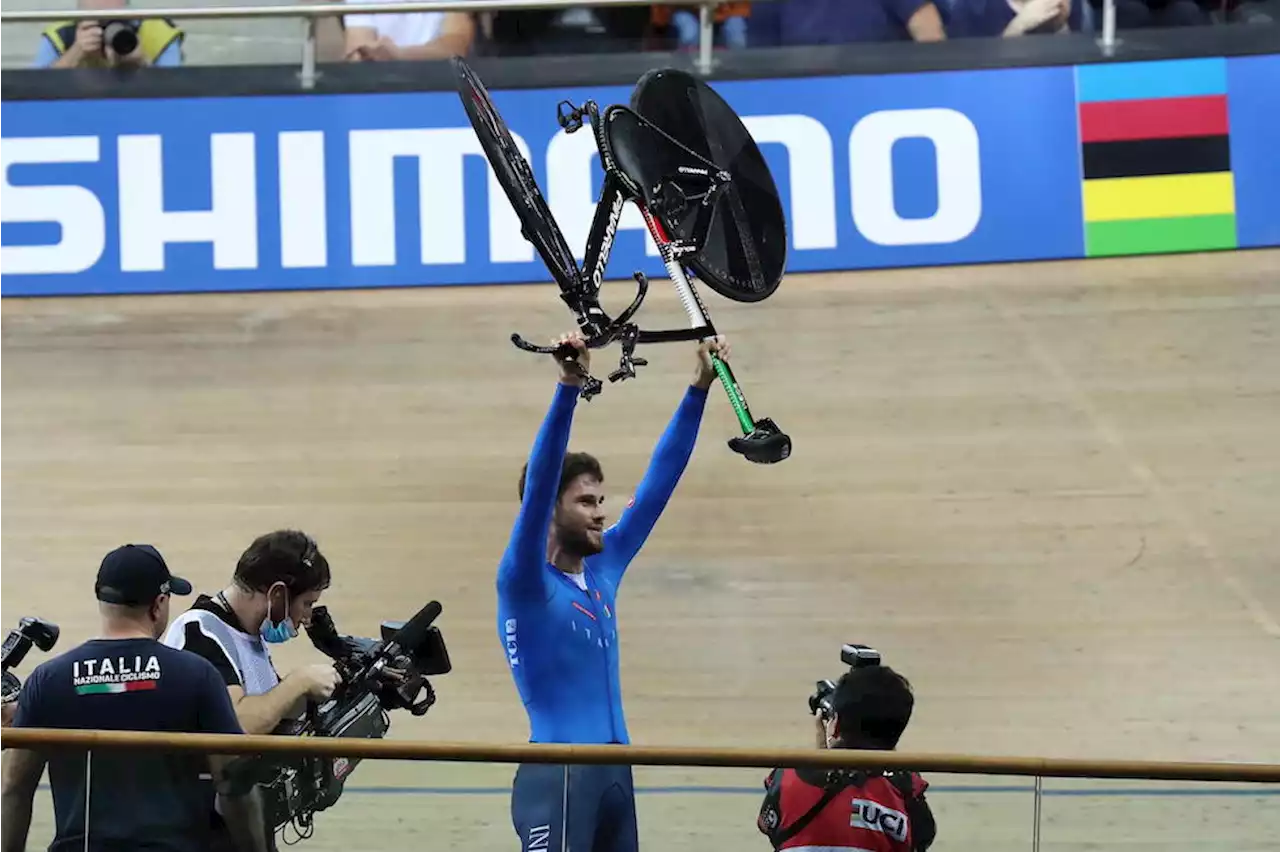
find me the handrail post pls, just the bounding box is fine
[1099,0,1118,56]
[1031,775,1043,852]
[696,1,714,76]
[300,16,318,89]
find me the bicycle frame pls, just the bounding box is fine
[495,91,791,465]
[511,101,731,382]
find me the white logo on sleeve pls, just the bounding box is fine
[505,619,519,667]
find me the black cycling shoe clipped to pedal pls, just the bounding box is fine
[727,418,791,464]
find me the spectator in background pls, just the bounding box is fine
[343,0,475,61]
[653,3,751,50]
[1085,0,1210,26]
[749,0,946,45]
[1226,0,1274,22]
[35,0,183,69]
[948,0,1085,36]
[484,6,652,56]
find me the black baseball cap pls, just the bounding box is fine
[95,544,193,605]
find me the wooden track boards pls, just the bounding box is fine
[4,250,1279,849]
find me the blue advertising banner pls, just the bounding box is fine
[1,55,1275,298]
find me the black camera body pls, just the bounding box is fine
[102,20,141,56]
[224,602,451,840]
[1,617,61,703]
[808,643,882,722]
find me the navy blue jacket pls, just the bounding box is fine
[497,381,706,744]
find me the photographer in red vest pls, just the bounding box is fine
[758,657,937,852]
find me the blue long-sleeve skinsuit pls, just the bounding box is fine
[498,380,707,852]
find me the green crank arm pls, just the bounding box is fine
[712,355,756,435]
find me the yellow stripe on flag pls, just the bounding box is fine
[1082,172,1235,223]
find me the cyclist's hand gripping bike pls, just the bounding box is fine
[452,58,791,465]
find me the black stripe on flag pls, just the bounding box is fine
[1082,135,1231,180]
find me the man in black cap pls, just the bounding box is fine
[1,544,268,852]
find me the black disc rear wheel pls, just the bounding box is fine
[452,57,580,291]
[631,68,787,304]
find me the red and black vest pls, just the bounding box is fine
[758,768,930,852]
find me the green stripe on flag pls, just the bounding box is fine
[1085,214,1237,257]
[75,683,123,695]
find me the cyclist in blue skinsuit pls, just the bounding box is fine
[498,329,731,852]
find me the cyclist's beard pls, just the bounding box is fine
[557,523,604,558]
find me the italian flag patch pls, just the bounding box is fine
[75,679,158,695]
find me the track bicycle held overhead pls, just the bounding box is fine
[451,57,792,465]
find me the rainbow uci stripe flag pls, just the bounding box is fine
[1076,58,1237,258]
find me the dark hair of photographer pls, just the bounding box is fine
[234,529,332,598]
[758,665,937,852]
[824,665,915,750]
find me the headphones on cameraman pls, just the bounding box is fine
[298,534,318,573]
[272,532,319,593]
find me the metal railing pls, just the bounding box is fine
[0,0,772,83]
[7,727,1280,781]
[0,0,1126,85]
[5,727,1276,852]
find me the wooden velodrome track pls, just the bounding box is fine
[4,250,1279,850]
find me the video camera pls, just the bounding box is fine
[1,617,60,704]
[808,643,882,722]
[225,601,451,841]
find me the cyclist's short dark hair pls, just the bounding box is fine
[518,452,604,502]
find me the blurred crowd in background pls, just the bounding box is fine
[27,0,1278,70]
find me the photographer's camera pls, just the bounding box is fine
[102,20,140,55]
[1,616,60,716]
[809,643,881,722]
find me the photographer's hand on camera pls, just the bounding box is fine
[227,662,340,736]
[813,709,830,750]
[292,663,342,703]
[52,20,102,67]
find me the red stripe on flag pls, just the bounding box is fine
[126,679,158,691]
[571,601,597,621]
[1078,96,1229,143]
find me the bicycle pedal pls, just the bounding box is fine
[557,100,585,132]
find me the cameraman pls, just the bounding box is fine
[162,530,340,735]
[758,666,937,852]
[162,530,339,851]
[1,544,266,852]
[36,0,184,69]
